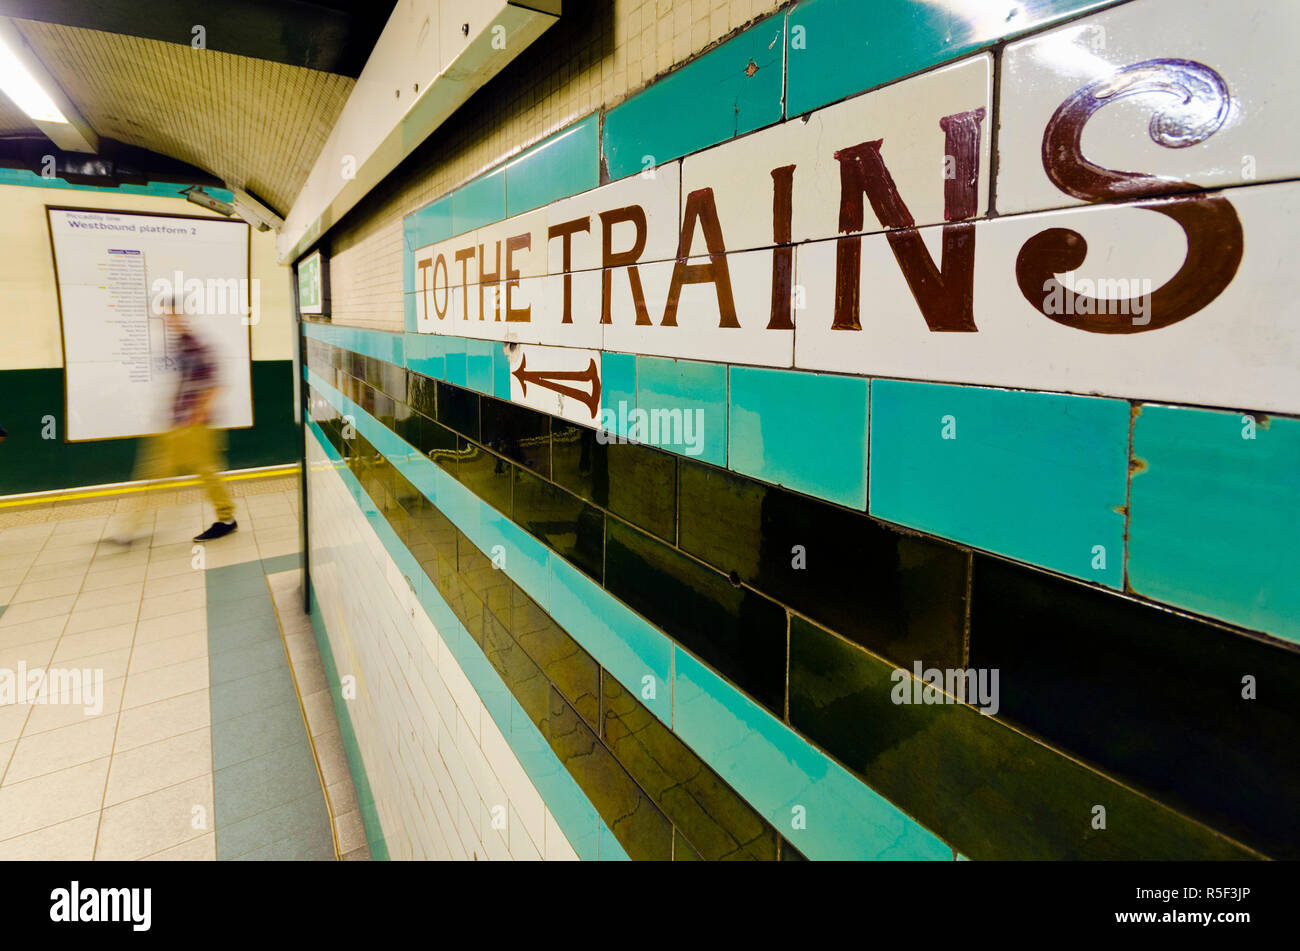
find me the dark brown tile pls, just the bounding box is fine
[679,459,967,670]
[969,555,1300,860]
[788,615,1256,860]
[481,396,551,478]
[602,671,777,860]
[605,519,787,715]
[512,467,604,583]
[545,687,671,861]
[552,423,677,542]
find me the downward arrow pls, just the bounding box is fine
[512,354,602,418]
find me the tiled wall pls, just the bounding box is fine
[305,0,1300,859]
[307,433,580,860]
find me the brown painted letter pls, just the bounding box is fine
[832,106,985,333]
[1016,59,1241,333]
[663,188,739,329]
[548,216,590,324]
[599,206,651,326]
[768,165,796,330]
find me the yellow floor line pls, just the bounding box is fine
[0,465,298,509]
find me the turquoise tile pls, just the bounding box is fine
[404,292,417,333]
[548,557,673,726]
[599,351,637,439]
[403,219,417,295]
[408,195,452,250]
[481,510,550,610]
[451,166,506,235]
[785,0,1118,117]
[728,366,868,509]
[1128,406,1300,644]
[444,347,467,387]
[869,380,1128,587]
[598,823,631,860]
[407,331,446,380]
[492,343,511,399]
[466,339,495,395]
[602,15,785,180]
[509,707,600,860]
[634,356,727,465]
[672,648,950,860]
[505,114,600,216]
[453,627,513,736]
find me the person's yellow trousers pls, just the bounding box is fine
[129,423,235,525]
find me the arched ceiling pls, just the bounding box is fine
[0,0,398,214]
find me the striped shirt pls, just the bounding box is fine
[172,332,217,425]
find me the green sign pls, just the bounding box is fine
[298,251,323,314]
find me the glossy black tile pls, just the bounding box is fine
[545,686,672,861]
[407,370,437,419]
[483,609,549,730]
[602,671,778,860]
[552,423,677,542]
[969,555,1300,860]
[457,532,512,625]
[788,615,1254,860]
[604,519,787,715]
[480,396,551,478]
[512,467,604,583]
[779,839,807,861]
[673,829,702,860]
[436,381,480,441]
[452,441,513,519]
[679,459,968,670]
[512,587,600,729]
[380,360,407,403]
[416,414,459,468]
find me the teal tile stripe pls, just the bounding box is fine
[307,369,954,859]
[869,379,1129,588]
[674,650,950,860]
[314,322,1300,646]
[1128,406,1300,645]
[0,167,235,202]
[206,561,334,861]
[634,356,728,465]
[451,166,506,235]
[307,419,607,859]
[602,14,786,181]
[783,0,1119,117]
[303,322,403,366]
[505,113,601,216]
[728,366,868,509]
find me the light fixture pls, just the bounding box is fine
[0,27,67,123]
[182,185,235,217]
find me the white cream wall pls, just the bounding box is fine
[0,182,294,370]
[307,435,579,861]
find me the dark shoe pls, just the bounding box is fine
[194,520,237,542]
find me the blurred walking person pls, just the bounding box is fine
[115,295,238,544]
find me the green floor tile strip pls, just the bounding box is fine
[206,560,336,861]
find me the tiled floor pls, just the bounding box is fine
[0,474,362,860]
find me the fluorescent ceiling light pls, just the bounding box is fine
[0,30,68,123]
